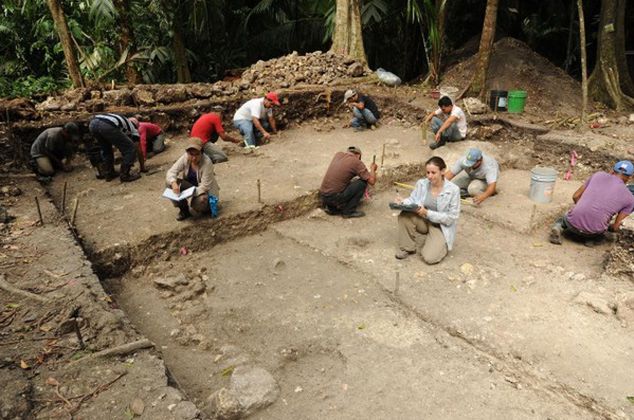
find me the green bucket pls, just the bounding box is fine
[507,90,527,113]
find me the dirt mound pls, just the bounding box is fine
[239,50,369,90]
[443,38,582,117]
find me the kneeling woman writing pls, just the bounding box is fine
[395,156,461,264]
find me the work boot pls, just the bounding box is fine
[549,224,563,245]
[429,139,446,150]
[395,249,414,260]
[103,163,119,182]
[342,210,365,218]
[175,200,191,221]
[176,208,191,221]
[119,165,141,183]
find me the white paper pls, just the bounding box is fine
[162,186,195,202]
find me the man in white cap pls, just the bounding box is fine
[343,89,380,131]
[445,148,499,205]
[549,160,634,245]
[232,92,281,148]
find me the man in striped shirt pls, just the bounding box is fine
[88,113,141,182]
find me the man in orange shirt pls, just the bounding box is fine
[190,107,241,163]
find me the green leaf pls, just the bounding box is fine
[627,396,634,404]
[221,366,234,377]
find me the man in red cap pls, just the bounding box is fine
[232,92,281,148]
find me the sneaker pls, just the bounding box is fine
[353,126,365,132]
[324,207,340,216]
[176,209,191,221]
[395,249,414,260]
[549,226,563,245]
[342,210,365,218]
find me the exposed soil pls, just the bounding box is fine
[2,42,634,420]
[443,38,584,118]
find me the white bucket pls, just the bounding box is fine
[529,167,557,203]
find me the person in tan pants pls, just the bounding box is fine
[395,156,461,264]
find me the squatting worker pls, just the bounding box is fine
[190,107,242,163]
[445,148,499,204]
[166,137,220,221]
[30,122,79,177]
[424,96,467,150]
[88,113,141,182]
[549,160,634,245]
[129,117,166,163]
[395,156,461,264]
[319,146,378,218]
[232,92,281,149]
[343,89,380,131]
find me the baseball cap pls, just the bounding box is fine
[463,148,483,168]
[347,146,362,155]
[63,122,80,140]
[186,137,203,152]
[613,160,634,176]
[265,92,281,106]
[343,89,357,104]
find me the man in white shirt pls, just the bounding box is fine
[424,96,467,150]
[232,92,281,148]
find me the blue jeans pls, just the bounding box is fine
[233,119,271,147]
[431,116,463,142]
[351,108,378,128]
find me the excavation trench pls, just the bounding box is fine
[22,94,634,418]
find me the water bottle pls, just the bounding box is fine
[208,194,219,218]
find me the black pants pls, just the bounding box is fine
[320,179,367,215]
[89,118,137,168]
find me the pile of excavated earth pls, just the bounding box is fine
[2,41,634,420]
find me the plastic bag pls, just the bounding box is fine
[376,68,401,86]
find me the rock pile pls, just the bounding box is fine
[239,50,369,90]
[22,51,369,113]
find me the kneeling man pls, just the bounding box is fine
[445,148,499,205]
[549,160,634,244]
[319,146,377,218]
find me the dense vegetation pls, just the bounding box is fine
[0,0,631,101]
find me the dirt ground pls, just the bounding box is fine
[2,40,634,418]
[3,107,633,419]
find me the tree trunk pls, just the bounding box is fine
[468,0,499,99]
[172,21,191,83]
[45,0,84,88]
[330,0,367,64]
[113,0,140,84]
[577,0,588,128]
[588,0,634,109]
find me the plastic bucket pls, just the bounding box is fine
[507,90,527,113]
[489,90,508,111]
[529,167,557,203]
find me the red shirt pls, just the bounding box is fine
[190,113,225,144]
[138,122,162,158]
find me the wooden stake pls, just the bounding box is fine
[372,154,376,165]
[71,196,80,226]
[257,179,262,203]
[62,182,68,214]
[34,197,44,225]
[380,144,386,166]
